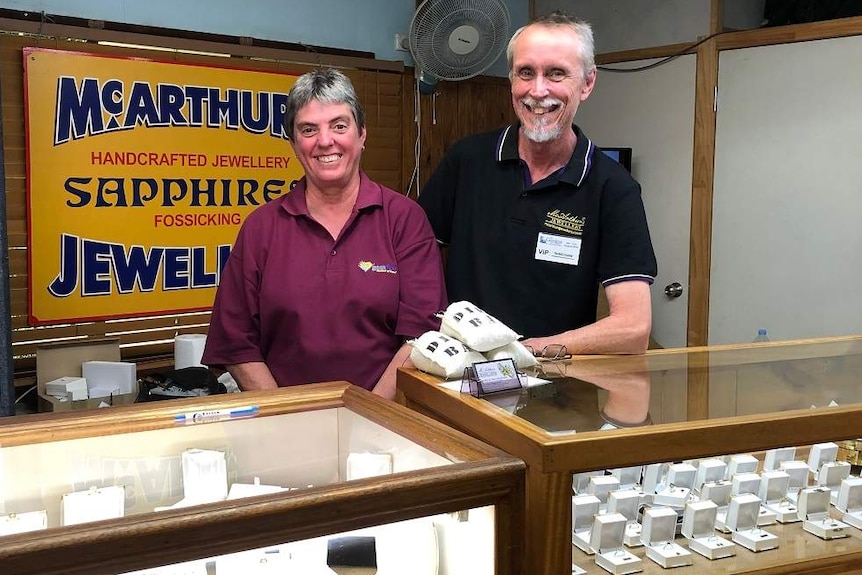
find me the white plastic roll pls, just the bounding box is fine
[174,334,207,369]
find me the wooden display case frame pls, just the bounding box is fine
[0,381,525,575]
[397,336,862,575]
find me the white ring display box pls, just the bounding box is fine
[589,475,622,511]
[700,480,733,533]
[694,459,726,494]
[641,463,667,502]
[681,500,736,560]
[797,486,850,540]
[590,513,643,575]
[572,494,602,554]
[653,463,695,508]
[817,460,852,505]
[727,454,759,478]
[607,489,643,548]
[726,493,779,552]
[731,471,777,526]
[763,447,797,472]
[641,506,693,568]
[836,477,862,530]
[758,470,799,523]
[612,466,644,491]
[779,460,811,503]
[807,442,839,476]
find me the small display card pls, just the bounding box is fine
[461,359,523,397]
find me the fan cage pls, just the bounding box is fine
[409,0,511,81]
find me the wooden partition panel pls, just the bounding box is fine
[401,71,516,195]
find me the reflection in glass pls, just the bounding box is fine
[483,356,651,434]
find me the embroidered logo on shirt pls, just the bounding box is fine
[358,260,397,274]
[543,210,585,236]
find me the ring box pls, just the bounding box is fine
[836,477,862,530]
[589,475,621,508]
[572,494,602,554]
[779,460,810,502]
[797,486,849,539]
[701,480,733,532]
[817,461,852,505]
[763,447,797,472]
[682,500,736,560]
[695,459,727,493]
[727,454,759,479]
[641,463,667,497]
[573,472,601,495]
[0,510,48,536]
[62,485,125,526]
[807,442,839,475]
[759,470,799,523]
[654,465,693,509]
[611,466,644,491]
[731,472,761,496]
[608,489,643,548]
[726,493,778,552]
[641,506,692,568]
[590,513,642,575]
[731,472,776,525]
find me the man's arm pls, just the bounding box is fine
[371,343,413,400]
[226,361,279,391]
[521,280,652,355]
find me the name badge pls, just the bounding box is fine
[535,232,581,265]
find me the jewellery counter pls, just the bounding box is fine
[396,335,862,575]
[0,381,525,575]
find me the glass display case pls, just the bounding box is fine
[0,381,525,575]
[396,335,862,575]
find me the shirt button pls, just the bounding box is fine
[331,249,337,255]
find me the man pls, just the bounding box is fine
[418,13,657,355]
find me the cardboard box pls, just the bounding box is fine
[37,392,139,412]
[35,339,134,412]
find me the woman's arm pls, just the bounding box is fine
[226,361,279,391]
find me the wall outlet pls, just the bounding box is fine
[394,33,409,52]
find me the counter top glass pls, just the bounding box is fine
[483,335,862,435]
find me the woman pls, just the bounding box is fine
[202,68,446,399]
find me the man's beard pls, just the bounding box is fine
[522,119,563,143]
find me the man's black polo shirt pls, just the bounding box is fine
[419,123,657,339]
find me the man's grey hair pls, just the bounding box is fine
[284,68,366,140]
[506,12,596,82]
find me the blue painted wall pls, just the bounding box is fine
[0,0,528,76]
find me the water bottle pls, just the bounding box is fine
[753,329,770,343]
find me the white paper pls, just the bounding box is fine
[440,375,550,392]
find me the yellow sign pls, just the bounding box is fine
[24,48,302,325]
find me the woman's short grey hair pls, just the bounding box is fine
[506,12,595,82]
[284,68,366,140]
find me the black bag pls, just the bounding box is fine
[136,367,227,402]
